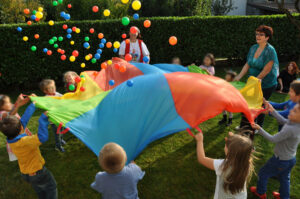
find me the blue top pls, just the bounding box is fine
[91,163,145,199]
[269,100,297,119]
[247,44,279,89]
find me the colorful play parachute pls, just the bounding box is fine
[31,58,263,162]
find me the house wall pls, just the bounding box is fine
[227,0,248,15]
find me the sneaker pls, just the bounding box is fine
[226,118,233,127]
[218,115,227,125]
[250,186,267,199]
[272,191,280,199]
[55,146,65,153]
[61,139,67,146]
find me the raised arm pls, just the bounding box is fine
[195,133,215,170]
[271,110,288,125]
[37,113,50,143]
[269,101,289,110]
[257,125,292,143]
[20,103,36,128]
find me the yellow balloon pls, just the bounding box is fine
[113,41,121,49]
[103,9,110,17]
[70,56,76,62]
[23,36,29,41]
[36,12,43,19]
[81,63,86,68]
[76,28,80,33]
[49,20,54,26]
[87,46,90,49]
[85,55,90,61]
[107,60,112,65]
[38,7,43,12]
[70,41,75,45]
[132,0,141,10]
[121,0,129,4]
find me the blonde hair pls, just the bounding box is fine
[99,143,127,174]
[63,71,79,83]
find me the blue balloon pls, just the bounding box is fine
[97,49,103,54]
[67,28,72,34]
[99,43,105,49]
[133,13,139,20]
[127,80,134,87]
[143,56,149,63]
[66,34,72,39]
[31,15,36,20]
[17,27,22,32]
[113,48,118,53]
[60,11,66,18]
[109,80,115,86]
[43,48,48,53]
[94,53,101,60]
[83,42,90,48]
[64,14,71,20]
[101,38,107,44]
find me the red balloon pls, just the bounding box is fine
[114,63,120,70]
[125,54,132,61]
[119,65,126,73]
[57,48,62,53]
[35,18,40,22]
[60,50,65,54]
[67,4,72,9]
[121,33,127,39]
[125,39,130,44]
[75,76,81,83]
[80,87,85,92]
[130,26,138,34]
[88,54,93,59]
[92,6,99,13]
[27,21,32,25]
[72,26,77,32]
[63,24,68,30]
[47,50,52,56]
[61,55,66,61]
[90,28,95,34]
[144,20,151,28]
[34,34,39,39]
[24,9,30,15]
[101,62,108,69]
[72,50,79,57]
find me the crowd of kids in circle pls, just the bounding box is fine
[1,24,300,199]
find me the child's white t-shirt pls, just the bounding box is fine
[213,159,247,199]
[119,40,150,62]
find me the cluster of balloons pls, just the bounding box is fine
[60,11,71,20]
[53,0,64,7]
[23,7,44,24]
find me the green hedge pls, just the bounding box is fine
[0,15,299,91]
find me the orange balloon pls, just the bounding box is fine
[93,72,98,76]
[98,33,104,39]
[169,36,177,46]
[106,42,112,48]
[27,21,32,25]
[144,20,151,28]
[101,62,108,69]
[125,39,130,44]
[57,48,62,53]
[34,34,40,39]
[119,65,126,73]
[88,54,93,59]
[24,9,30,15]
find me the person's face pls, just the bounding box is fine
[172,58,181,65]
[225,74,233,82]
[289,88,300,103]
[288,64,294,73]
[1,97,12,111]
[203,57,212,66]
[129,32,138,40]
[43,82,56,95]
[288,104,300,123]
[256,31,269,44]
[65,74,75,84]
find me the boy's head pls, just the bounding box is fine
[99,143,127,174]
[225,71,237,82]
[39,79,56,95]
[0,116,22,140]
[63,71,78,84]
[172,57,181,65]
[289,80,300,103]
[0,95,12,112]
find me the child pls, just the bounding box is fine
[171,57,181,65]
[218,71,237,126]
[91,143,145,199]
[0,94,32,161]
[39,79,66,152]
[251,101,300,199]
[195,131,254,199]
[277,62,299,93]
[0,102,57,199]
[199,53,216,76]
[63,71,79,92]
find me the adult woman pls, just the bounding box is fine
[119,27,150,63]
[277,62,299,93]
[235,25,279,127]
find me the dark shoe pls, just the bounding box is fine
[250,186,267,199]
[218,115,227,125]
[226,118,232,126]
[55,146,65,153]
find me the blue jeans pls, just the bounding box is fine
[21,167,57,199]
[257,155,296,199]
[51,124,62,148]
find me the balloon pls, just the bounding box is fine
[169,36,178,46]
[61,50,65,54]
[63,24,68,29]
[70,41,75,45]
[98,33,104,39]
[31,15,36,20]
[36,12,43,19]
[121,0,129,3]
[121,34,127,39]
[122,17,130,26]
[67,34,72,39]
[67,28,72,34]
[85,55,91,61]
[144,20,151,28]
[88,54,93,59]
[17,27,22,32]
[127,80,134,87]
[113,41,120,49]
[99,43,105,48]
[49,39,54,44]
[72,50,79,57]
[53,1,58,6]
[107,60,113,65]
[75,28,80,33]
[119,65,126,72]
[27,21,32,25]
[133,13,139,20]
[130,26,138,34]
[94,53,101,60]
[72,26,77,32]
[106,42,112,48]
[75,76,81,83]
[43,48,48,53]
[114,63,120,70]
[23,36,28,41]
[143,56,149,63]
[92,6,99,12]
[68,4,72,9]
[125,54,132,61]
[101,62,108,69]
[61,55,66,61]
[109,80,115,86]
[83,42,90,48]
[58,0,63,4]
[97,49,103,54]
[52,37,58,42]
[54,44,58,48]
[85,36,90,42]
[24,9,30,15]
[70,56,76,62]
[32,10,37,15]
[132,0,141,10]
[64,14,71,20]
[58,36,63,41]
[69,84,75,91]
[113,48,118,53]
[49,20,54,26]
[38,7,43,12]
[34,34,39,39]
[125,39,130,44]
[47,50,52,55]
[81,63,86,68]
[31,46,37,51]
[60,12,66,18]
[91,58,97,64]
[35,17,40,22]
[57,48,62,53]
[90,28,95,34]
[80,87,85,92]
[101,38,107,44]
[103,9,110,17]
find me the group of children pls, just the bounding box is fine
[1,58,300,199]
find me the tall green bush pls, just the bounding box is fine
[0,15,299,91]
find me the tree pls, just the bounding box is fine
[276,0,300,34]
[211,0,237,16]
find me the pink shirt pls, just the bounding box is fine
[199,65,215,76]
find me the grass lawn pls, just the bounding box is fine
[1,63,300,199]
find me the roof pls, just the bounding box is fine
[247,2,298,13]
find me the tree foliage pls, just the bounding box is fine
[211,0,237,16]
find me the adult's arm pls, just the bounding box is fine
[235,63,250,81]
[257,60,274,80]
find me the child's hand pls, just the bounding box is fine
[228,132,234,137]
[44,111,48,117]
[233,76,240,81]
[16,94,30,107]
[195,132,203,142]
[251,123,261,130]
[30,93,37,97]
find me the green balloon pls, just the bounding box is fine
[91,58,97,64]
[52,37,58,42]
[69,84,75,91]
[80,75,85,78]
[58,36,63,41]
[85,36,90,42]
[31,46,37,51]
[49,39,54,44]
[122,17,130,26]
[53,1,58,6]
[58,0,63,4]
[54,44,58,48]
[32,10,37,15]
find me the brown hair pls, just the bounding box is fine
[226,71,237,81]
[222,134,254,195]
[256,25,273,40]
[0,95,9,110]
[204,53,216,66]
[39,79,55,91]
[291,80,300,95]
[0,116,22,140]
[286,62,299,75]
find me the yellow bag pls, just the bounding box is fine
[239,76,263,109]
